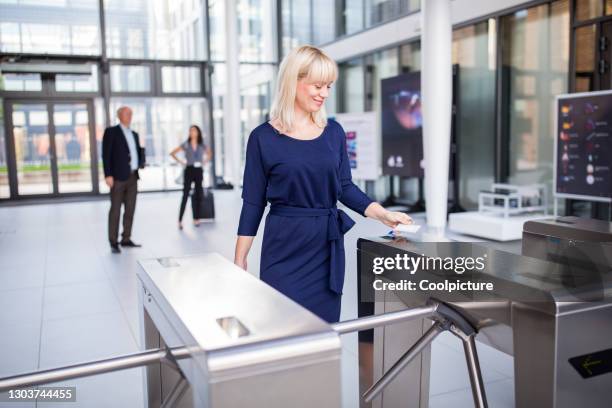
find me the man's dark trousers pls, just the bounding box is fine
[108,172,138,245]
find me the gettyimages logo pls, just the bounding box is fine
[372,253,487,275]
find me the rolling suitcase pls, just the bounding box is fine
[191,188,215,220]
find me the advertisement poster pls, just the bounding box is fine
[556,91,612,201]
[334,112,379,180]
[381,72,424,177]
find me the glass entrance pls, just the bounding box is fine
[5,100,96,197]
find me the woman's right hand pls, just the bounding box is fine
[234,257,247,271]
[235,236,254,271]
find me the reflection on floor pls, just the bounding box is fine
[0,190,514,407]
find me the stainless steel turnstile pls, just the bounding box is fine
[0,251,490,407]
[359,216,612,408]
[1,252,485,408]
[137,253,342,408]
[2,218,608,407]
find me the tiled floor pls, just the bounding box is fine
[0,191,514,407]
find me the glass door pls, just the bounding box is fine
[5,100,96,197]
[52,103,95,194]
[9,103,54,195]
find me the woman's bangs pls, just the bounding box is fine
[306,56,338,85]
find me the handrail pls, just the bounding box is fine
[0,302,458,404]
[0,347,182,392]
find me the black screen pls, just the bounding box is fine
[556,93,612,199]
[381,72,424,177]
[569,348,612,379]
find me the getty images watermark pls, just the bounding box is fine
[370,252,494,292]
[359,240,609,303]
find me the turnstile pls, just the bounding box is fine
[0,251,489,407]
[1,252,487,408]
[359,216,612,408]
[2,217,609,407]
[137,253,342,408]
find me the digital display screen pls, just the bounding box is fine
[381,72,424,177]
[569,348,612,379]
[556,93,612,200]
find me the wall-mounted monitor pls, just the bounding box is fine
[555,91,612,202]
[381,72,424,177]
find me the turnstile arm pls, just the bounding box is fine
[363,322,445,402]
[361,300,489,408]
[0,347,186,393]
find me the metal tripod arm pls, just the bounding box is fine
[363,321,445,403]
[362,301,489,408]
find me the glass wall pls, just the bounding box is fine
[0,72,42,92]
[281,0,420,55]
[238,0,276,63]
[55,65,99,93]
[452,20,497,209]
[365,0,420,28]
[209,63,276,180]
[10,103,53,195]
[365,47,399,111]
[400,41,420,72]
[0,0,212,198]
[239,64,274,159]
[211,62,226,179]
[0,0,100,55]
[312,0,336,45]
[208,0,226,61]
[574,24,596,92]
[343,0,365,36]
[575,0,604,21]
[0,99,7,198]
[207,0,277,182]
[333,0,571,207]
[337,42,421,201]
[501,1,570,193]
[53,102,94,194]
[106,97,208,192]
[104,0,207,60]
[290,0,313,47]
[110,64,152,93]
[94,98,107,193]
[339,58,365,113]
[281,0,327,55]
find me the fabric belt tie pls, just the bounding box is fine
[269,205,356,294]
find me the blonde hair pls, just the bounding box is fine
[270,45,338,132]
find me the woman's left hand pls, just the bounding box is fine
[380,210,413,229]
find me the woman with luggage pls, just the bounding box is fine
[170,125,211,229]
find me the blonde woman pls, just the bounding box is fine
[234,45,412,323]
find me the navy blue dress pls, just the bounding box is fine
[237,120,374,323]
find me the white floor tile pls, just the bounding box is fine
[0,287,43,327]
[429,378,514,408]
[39,311,137,368]
[42,281,121,321]
[0,322,40,377]
[45,260,108,287]
[0,261,45,290]
[429,338,505,396]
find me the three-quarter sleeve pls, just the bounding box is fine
[337,124,374,216]
[237,131,268,236]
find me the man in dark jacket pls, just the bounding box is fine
[102,106,145,253]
